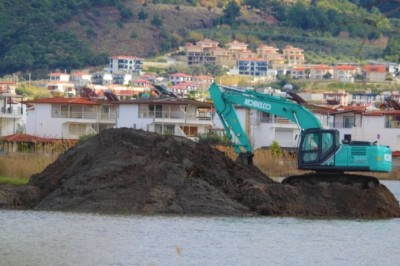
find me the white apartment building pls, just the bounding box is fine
[237,58,268,76]
[116,97,213,140]
[107,55,143,75]
[25,98,116,139]
[0,94,26,136]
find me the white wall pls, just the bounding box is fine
[212,107,300,149]
[116,104,153,130]
[358,116,398,150]
[26,104,62,138]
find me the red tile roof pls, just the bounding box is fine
[362,65,386,73]
[170,73,192,77]
[118,97,212,108]
[363,110,400,116]
[24,97,98,105]
[1,133,78,143]
[334,65,357,71]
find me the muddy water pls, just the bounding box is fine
[1,181,399,266]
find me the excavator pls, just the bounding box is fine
[209,83,392,181]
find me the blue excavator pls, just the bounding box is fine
[209,83,392,175]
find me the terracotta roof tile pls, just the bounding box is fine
[24,97,98,105]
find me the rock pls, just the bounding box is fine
[1,128,400,218]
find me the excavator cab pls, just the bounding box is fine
[298,128,339,171]
[298,128,392,173]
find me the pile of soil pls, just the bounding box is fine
[1,128,400,218]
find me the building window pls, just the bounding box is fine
[181,126,198,137]
[69,124,86,135]
[149,104,162,118]
[155,124,175,135]
[343,116,355,128]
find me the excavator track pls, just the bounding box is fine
[282,172,380,189]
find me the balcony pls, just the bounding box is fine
[139,110,212,124]
[52,111,116,122]
[0,107,24,119]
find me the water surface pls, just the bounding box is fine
[0,181,399,266]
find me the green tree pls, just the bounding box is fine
[222,1,241,26]
[383,35,400,62]
[138,9,148,20]
[269,141,283,158]
[151,14,163,27]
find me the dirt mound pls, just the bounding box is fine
[1,128,400,218]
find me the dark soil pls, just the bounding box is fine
[1,128,399,218]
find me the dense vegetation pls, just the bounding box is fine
[0,0,399,79]
[0,0,124,78]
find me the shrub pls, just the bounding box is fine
[197,131,231,146]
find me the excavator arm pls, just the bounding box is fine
[209,83,322,153]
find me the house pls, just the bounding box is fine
[290,65,307,79]
[105,84,146,100]
[112,72,133,85]
[130,78,153,87]
[169,73,193,85]
[362,64,387,82]
[323,91,349,106]
[91,72,113,85]
[350,92,380,105]
[196,38,219,49]
[49,72,70,82]
[47,81,76,97]
[256,45,285,68]
[237,58,268,77]
[226,40,248,58]
[237,50,258,59]
[351,109,400,153]
[209,47,235,67]
[309,65,332,80]
[169,82,198,97]
[0,81,16,94]
[107,55,143,75]
[333,65,358,82]
[185,40,217,66]
[290,65,332,80]
[70,71,92,86]
[330,106,366,142]
[116,97,214,140]
[368,61,399,79]
[191,75,214,91]
[0,94,26,136]
[282,45,305,66]
[24,97,117,140]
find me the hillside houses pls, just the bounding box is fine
[2,80,400,157]
[40,38,399,102]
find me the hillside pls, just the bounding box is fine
[0,0,399,79]
[61,3,220,57]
